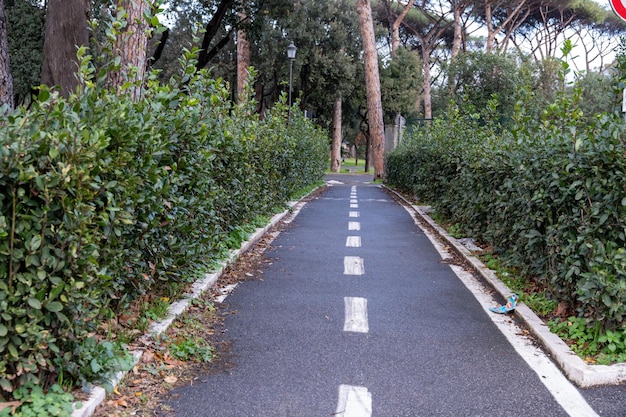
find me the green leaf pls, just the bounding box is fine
[35,175,45,190]
[37,269,46,280]
[26,254,40,267]
[30,235,42,252]
[598,213,609,225]
[38,88,50,102]
[0,378,12,393]
[8,344,18,359]
[90,358,102,374]
[574,138,583,152]
[49,282,65,301]
[574,189,584,201]
[27,297,42,310]
[45,302,63,312]
[54,311,69,323]
[0,324,7,337]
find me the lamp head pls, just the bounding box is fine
[287,42,297,60]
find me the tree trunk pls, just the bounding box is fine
[330,93,342,173]
[391,0,415,58]
[485,1,495,53]
[422,50,433,119]
[364,130,371,173]
[196,0,235,70]
[109,0,153,101]
[236,10,250,102]
[451,0,463,58]
[40,0,89,97]
[357,0,385,180]
[0,0,12,110]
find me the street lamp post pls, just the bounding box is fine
[287,42,297,124]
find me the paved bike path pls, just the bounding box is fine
[165,175,603,416]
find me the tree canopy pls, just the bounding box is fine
[1,0,624,129]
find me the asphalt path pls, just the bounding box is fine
[165,174,625,417]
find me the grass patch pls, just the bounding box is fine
[290,181,324,201]
[326,157,369,174]
[157,299,216,363]
[429,211,466,239]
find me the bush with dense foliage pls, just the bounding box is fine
[0,44,327,404]
[387,78,626,336]
[437,51,535,122]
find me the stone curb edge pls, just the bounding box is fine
[71,194,313,417]
[385,186,626,389]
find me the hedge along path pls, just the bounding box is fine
[0,52,328,404]
[71,191,318,417]
[385,110,626,333]
[388,186,626,388]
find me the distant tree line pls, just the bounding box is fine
[0,0,624,163]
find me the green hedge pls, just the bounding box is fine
[387,107,626,331]
[0,53,327,398]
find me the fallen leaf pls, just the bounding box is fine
[112,397,129,408]
[555,302,569,317]
[164,375,178,384]
[142,350,155,364]
[164,358,184,367]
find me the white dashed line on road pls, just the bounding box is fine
[335,384,372,417]
[343,297,369,333]
[339,187,372,414]
[346,236,362,248]
[343,256,364,275]
[348,221,361,231]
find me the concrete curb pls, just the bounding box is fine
[71,196,312,417]
[386,186,626,388]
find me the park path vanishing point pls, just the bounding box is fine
[162,174,620,417]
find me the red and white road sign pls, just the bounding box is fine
[610,0,626,22]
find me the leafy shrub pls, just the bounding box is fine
[54,338,134,393]
[0,45,327,403]
[0,383,75,417]
[387,83,626,333]
[439,51,534,122]
[0,86,114,394]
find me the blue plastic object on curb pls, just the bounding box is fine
[489,294,519,314]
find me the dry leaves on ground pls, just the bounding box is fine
[92,229,279,417]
